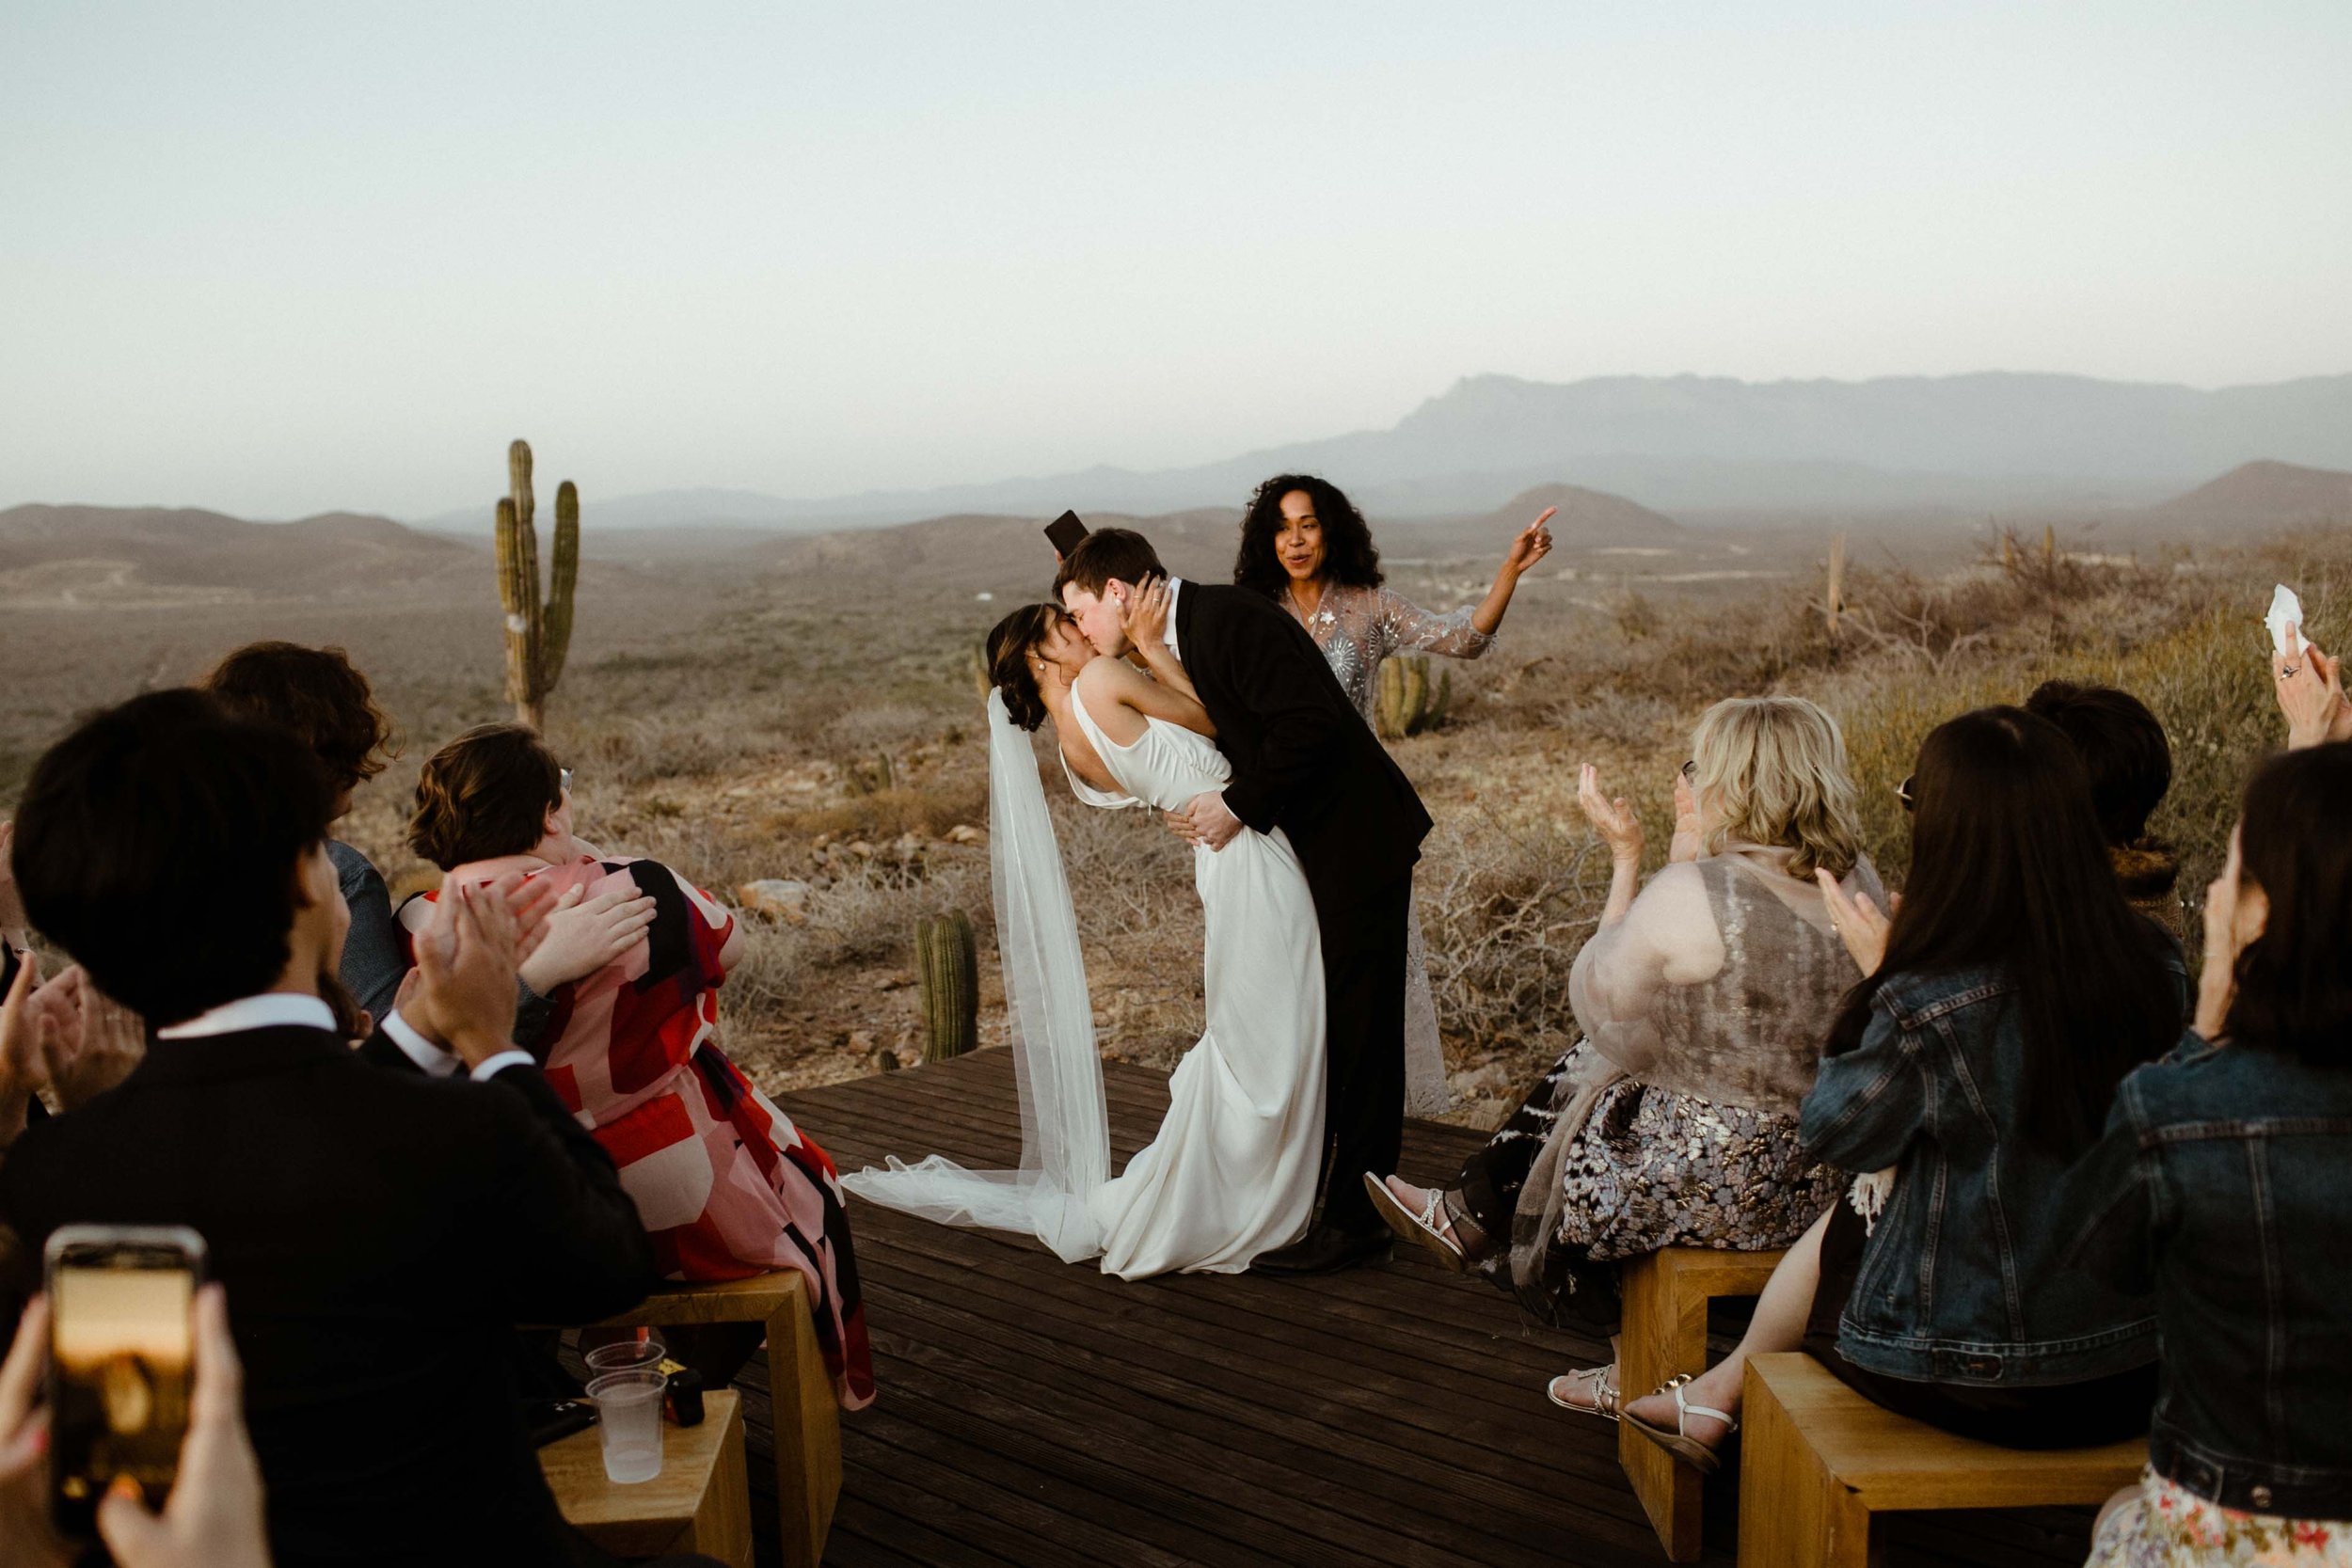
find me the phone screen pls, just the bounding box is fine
[46,1228,202,1535]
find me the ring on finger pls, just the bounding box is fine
[2280,665,2301,678]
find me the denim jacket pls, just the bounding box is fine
[2055,1037,2352,1517]
[1799,954,2185,1387]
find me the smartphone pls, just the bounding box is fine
[44,1225,206,1536]
[1044,510,1089,557]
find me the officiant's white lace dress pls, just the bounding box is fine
[1060,682,1326,1276]
[841,681,1326,1281]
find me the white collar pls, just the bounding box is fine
[157,991,337,1040]
[1162,577,1185,658]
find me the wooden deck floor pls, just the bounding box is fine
[726,1049,2102,1568]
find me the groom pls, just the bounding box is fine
[1056,527,1433,1273]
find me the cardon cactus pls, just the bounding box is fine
[915,910,979,1062]
[1375,655,1452,740]
[495,439,580,730]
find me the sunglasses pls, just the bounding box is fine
[1897,774,1915,813]
[1680,759,1698,782]
[560,767,575,795]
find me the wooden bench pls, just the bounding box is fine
[583,1273,842,1568]
[1616,1245,1786,1562]
[1738,1352,2147,1568]
[543,1388,753,1567]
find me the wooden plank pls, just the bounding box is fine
[1739,1361,1872,1568]
[543,1390,749,1565]
[1751,1354,2145,1509]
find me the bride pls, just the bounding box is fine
[840,580,1326,1279]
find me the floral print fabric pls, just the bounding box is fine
[2089,1469,2352,1566]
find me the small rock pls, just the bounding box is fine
[892,832,923,858]
[846,840,876,858]
[736,879,812,920]
[946,824,985,845]
[1449,1063,1513,1100]
[848,1029,876,1054]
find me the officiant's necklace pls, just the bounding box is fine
[1285,580,1336,633]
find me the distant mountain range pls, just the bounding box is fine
[410,371,2352,532]
[0,504,483,605]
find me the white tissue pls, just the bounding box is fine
[2267,584,2306,657]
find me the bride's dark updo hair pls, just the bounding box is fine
[986,603,1065,732]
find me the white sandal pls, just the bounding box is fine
[1621,1374,1738,1476]
[1361,1173,1467,1272]
[1545,1364,1621,1422]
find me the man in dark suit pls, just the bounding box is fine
[1057,529,1433,1273]
[0,690,657,1567]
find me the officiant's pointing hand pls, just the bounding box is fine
[1168,789,1243,850]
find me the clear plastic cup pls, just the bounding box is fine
[586,1370,666,1484]
[583,1333,666,1377]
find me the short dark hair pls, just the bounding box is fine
[408,724,564,870]
[985,604,1064,732]
[9,689,336,1025]
[1053,528,1164,602]
[1232,474,1383,599]
[2224,742,2352,1065]
[203,641,397,799]
[2024,680,2172,847]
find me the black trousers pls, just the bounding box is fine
[1312,872,1414,1237]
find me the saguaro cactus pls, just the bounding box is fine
[1375,655,1452,740]
[1824,532,1848,646]
[915,910,979,1062]
[495,438,580,730]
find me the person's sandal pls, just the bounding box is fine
[1621,1374,1737,1475]
[1362,1173,1467,1272]
[1545,1364,1620,1422]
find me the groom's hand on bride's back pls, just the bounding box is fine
[1167,789,1243,851]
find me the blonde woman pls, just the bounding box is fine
[1367,696,1883,1413]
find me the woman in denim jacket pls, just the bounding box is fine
[2070,742,2352,1564]
[1623,705,2185,1466]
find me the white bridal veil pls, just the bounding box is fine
[836,691,1111,1261]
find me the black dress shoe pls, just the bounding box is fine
[1248,1226,1392,1276]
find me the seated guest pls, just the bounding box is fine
[1369,697,1883,1415]
[201,641,406,1022]
[2026,680,2185,942]
[1620,705,2184,1470]
[202,642,651,1037]
[0,689,657,1567]
[2069,743,2352,1563]
[405,723,876,1410]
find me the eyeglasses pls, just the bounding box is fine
[560,767,575,795]
[1679,759,1698,782]
[1897,774,1915,813]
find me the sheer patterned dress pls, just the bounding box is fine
[1282,582,1494,1115]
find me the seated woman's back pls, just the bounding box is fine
[1802,705,2186,1387]
[2062,742,2352,1515]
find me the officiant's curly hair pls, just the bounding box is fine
[986,604,1066,731]
[1232,474,1383,599]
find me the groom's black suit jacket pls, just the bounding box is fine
[1173,580,1432,908]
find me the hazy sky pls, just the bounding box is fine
[5,2,2348,519]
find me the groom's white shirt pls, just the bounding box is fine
[1161,576,1184,662]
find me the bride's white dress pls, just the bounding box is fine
[839,683,1326,1280]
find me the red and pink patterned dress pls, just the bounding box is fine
[404,852,875,1410]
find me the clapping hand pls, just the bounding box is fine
[1816,869,1896,976]
[1502,507,1557,578]
[0,822,25,938]
[26,965,146,1112]
[1576,764,1643,863]
[1669,768,1704,863]
[2274,624,2352,750]
[406,872,536,1066]
[0,957,44,1152]
[516,883,658,993]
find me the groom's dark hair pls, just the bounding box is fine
[1054,528,1165,600]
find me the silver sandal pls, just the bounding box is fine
[1546,1364,1621,1422]
[1621,1374,1738,1476]
[1361,1172,1467,1272]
